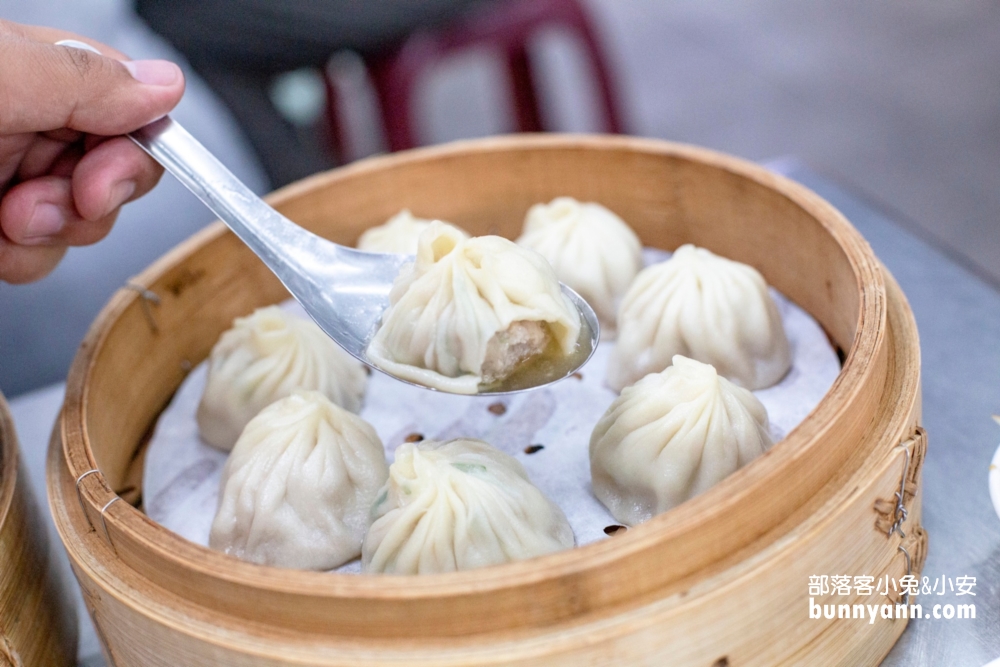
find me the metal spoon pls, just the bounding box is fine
[55,41,599,395]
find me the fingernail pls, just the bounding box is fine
[109,180,137,212]
[24,203,65,241]
[123,59,181,86]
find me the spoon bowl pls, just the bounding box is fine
[126,117,600,394]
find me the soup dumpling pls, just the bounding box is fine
[591,355,773,525]
[608,244,791,392]
[197,306,367,451]
[362,438,574,574]
[357,209,468,255]
[210,391,389,569]
[516,197,641,338]
[367,222,582,394]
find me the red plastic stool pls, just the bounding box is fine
[326,0,623,160]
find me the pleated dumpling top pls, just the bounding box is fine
[591,356,773,525]
[608,244,791,392]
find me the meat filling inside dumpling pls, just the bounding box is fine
[481,320,550,384]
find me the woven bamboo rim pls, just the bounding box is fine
[1,393,77,666]
[59,135,888,638]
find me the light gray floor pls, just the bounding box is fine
[417,0,1000,285]
[589,0,1000,290]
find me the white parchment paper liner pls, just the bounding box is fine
[143,250,840,573]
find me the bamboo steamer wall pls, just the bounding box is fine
[47,136,926,665]
[0,393,77,666]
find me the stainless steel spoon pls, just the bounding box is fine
[56,41,599,394]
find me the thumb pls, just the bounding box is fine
[0,29,185,136]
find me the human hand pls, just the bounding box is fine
[0,19,185,283]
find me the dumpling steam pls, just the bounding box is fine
[356,209,468,255]
[517,197,641,338]
[608,244,791,391]
[591,356,773,525]
[362,438,574,574]
[197,306,367,451]
[210,391,389,569]
[367,222,582,394]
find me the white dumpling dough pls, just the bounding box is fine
[367,222,582,394]
[591,356,773,525]
[362,438,574,574]
[197,306,368,451]
[607,244,791,391]
[210,391,389,569]
[516,197,641,338]
[356,209,468,254]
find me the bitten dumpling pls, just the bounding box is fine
[362,438,574,574]
[367,222,582,394]
[516,197,641,338]
[607,244,791,391]
[210,391,389,569]
[356,209,468,254]
[591,356,773,525]
[197,306,368,451]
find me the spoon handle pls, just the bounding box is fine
[55,37,331,294]
[129,117,318,278]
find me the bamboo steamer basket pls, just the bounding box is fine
[0,392,77,666]
[48,135,926,666]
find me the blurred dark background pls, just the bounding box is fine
[1,0,998,397]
